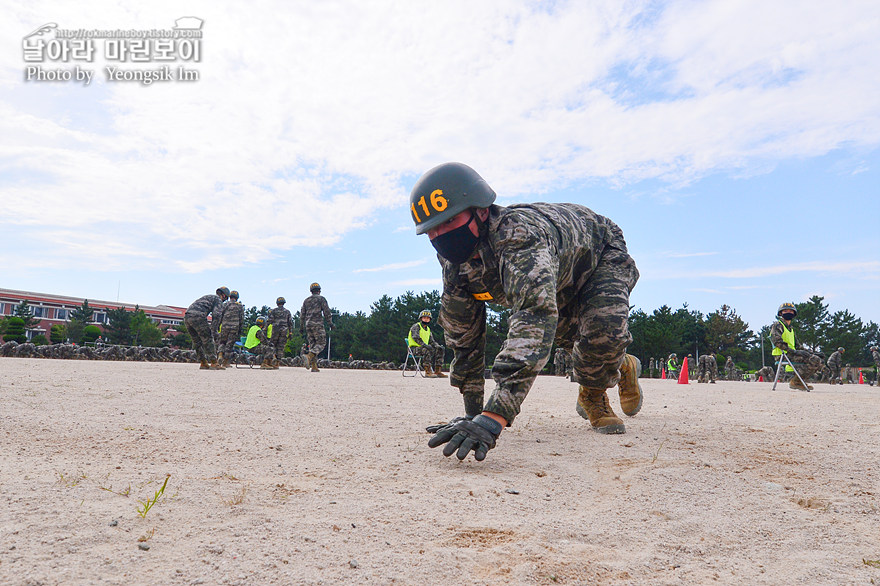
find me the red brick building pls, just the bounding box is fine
[0,287,186,341]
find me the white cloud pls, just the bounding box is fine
[1,0,879,272]
[353,259,427,273]
[390,278,442,287]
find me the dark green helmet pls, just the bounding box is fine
[777,302,797,317]
[276,296,286,306]
[410,162,496,235]
[230,290,239,301]
[216,286,230,297]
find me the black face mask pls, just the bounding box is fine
[430,214,480,264]
[780,313,795,321]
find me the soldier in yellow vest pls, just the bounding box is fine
[770,302,823,390]
[244,317,273,369]
[408,310,447,378]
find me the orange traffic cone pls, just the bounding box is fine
[677,357,689,384]
[758,375,764,382]
[661,368,666,379]
[859,369,864,384]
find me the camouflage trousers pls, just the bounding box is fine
[217,324,240,355]
[304,322,326,356]
[553,244,640,390]
[410,343,444,370]
[783,351,823,380]
[184,313,216,364]
[270,326,289,361]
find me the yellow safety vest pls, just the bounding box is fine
[771,320,795,356]
[772,319,796,371]
[408,324,431,347]
[244,324,272,349]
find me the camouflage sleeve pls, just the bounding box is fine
[408,323,424,347]
[438,267,487,396]
[483,228,558,425]
[286,310,294,330]
[300,302,307,330]
[322,297,332,325]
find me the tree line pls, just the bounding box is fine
[2,294,877,371]
[627,296,879,370]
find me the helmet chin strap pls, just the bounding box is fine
[471,208,488,238]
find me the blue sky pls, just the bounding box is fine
[1,1,878,333]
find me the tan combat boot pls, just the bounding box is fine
[309,353,320,372]
[434,365,448,378]
[577,386,626,434]
[199,360,210,370]
[271,357,280,370]
[617,354,643,416]
[217,352,226,368]
[260,357,273,369]
[208,360,224,370]
[789,377,813,391]
[423,363,435,377]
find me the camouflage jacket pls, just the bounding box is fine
[218,301,244,335]
[186,294,223,318]
[770,319,801,352]
[301,294,332,327]
[827,350,843,370]
[268,306,293,331]
[873,350,880,368]
[438,203,634,424]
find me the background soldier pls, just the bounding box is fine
[827,347,845,385]
[217,290,244,367]
[267,297,293,369]
[755,365,774,381]
[411,162,642,462]
[666,353,679,379]
[301,283,333,372]
[770,302,823,390]
[184,287,229,370]
[407,310,446,378]
[725,356,736,380]
[706,352,718,383]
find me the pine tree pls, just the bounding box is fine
[69,300,95,324]
[13,301,40,330]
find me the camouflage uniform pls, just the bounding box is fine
[755,365,774,381]
[769,319,822,379]
[666,354,679,378]
[217,301,244,355]
[301,293,333,356]
[827,350,844,384]
[408,321,444,371]
[267,305,294,361]
[184,294,224,364]
[438,203,639,425]
[725,356,736,380]
[697,354,718,383]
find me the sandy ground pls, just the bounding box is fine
[1,358,879,585]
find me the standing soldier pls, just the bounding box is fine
[697,354,708,383]
[217,290,244,367]
[184,287,229,370]
[408,310,447,378]
[300,283,333,372]
[410,162,642,462]
[827,347,845,385]
[725,356,736,380]
[648,357,656,378]
[770,302,823,390]
[267,297,293,369]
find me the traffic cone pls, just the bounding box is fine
[859,369,864,384]
[758,375,764,382]
[661,368,666,379]
[677,357,689,384]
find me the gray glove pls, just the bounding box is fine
[427,414,502,461]
[425,415,473,434]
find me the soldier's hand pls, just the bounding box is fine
[425,415,473,434]
[427,415,502,461]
